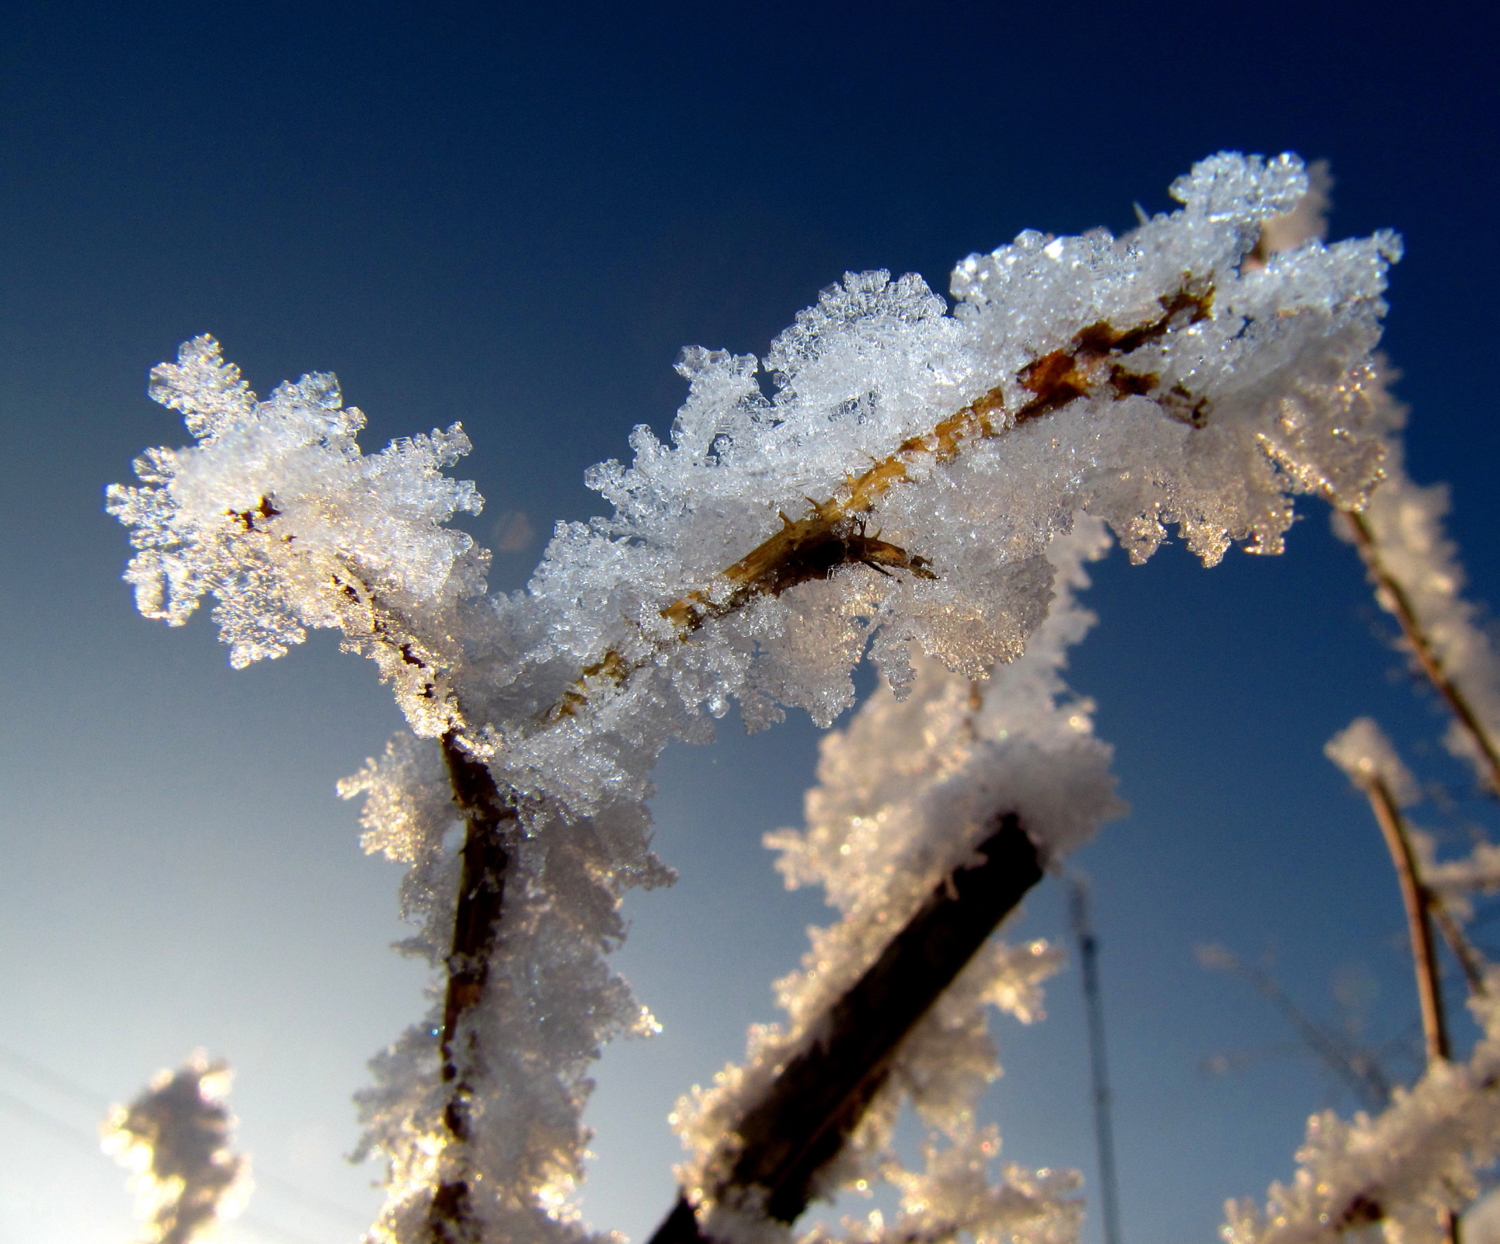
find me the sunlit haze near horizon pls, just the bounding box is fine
[2,4,1499,1243]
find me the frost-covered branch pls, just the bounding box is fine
[652,813,1043,1244]
[1341,507,1500,798]
[661,522,1118,1244]
[112,152,1402,1244]
[102,1055,249,1244]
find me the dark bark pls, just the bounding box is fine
[648,811,1043,1244]
[427,733,518,1244]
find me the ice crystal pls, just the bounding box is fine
[107,336,488,733]
[1224,971,1500,1244]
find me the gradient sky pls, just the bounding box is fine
[3,3,1500,1243]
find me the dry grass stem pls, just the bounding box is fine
[1345,510,1500,796]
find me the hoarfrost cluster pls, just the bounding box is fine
[1224,975,1500,1244]
[106,341,488,734]
[109,152,1436,1244]
[101,1055,249,1244]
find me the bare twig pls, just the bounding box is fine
[1197,944,1392,1111]
[1344,510,1500,796]
[648,811,1044,1244]
[1365,774,1450,1063]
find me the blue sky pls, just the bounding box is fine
[2,3,1499,1242]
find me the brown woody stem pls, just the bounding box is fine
[427,733,518,1244]
[1346,510,1500,796]
[648,811,1044,1244]
[1361,775,1463,1244]
[1365,775,1450,1063]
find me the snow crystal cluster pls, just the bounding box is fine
[110,152,1406,1244]
[671,521,1118,1244]
[1224,971,1500,1244]
[106,339,488,735]
[101,1055,249,1244]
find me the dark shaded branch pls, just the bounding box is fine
[427,732,518,1243]
[648,811,1044,1244]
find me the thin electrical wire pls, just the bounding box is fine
[0,1041,370,1227]
[0,1086,328,1244]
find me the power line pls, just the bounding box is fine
[0,1084,328,1244]
[0,1041,370,1228]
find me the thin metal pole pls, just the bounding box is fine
[1070,877,1123,1244]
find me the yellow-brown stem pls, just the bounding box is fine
[1365,775,1451,1063]
[556,278,1214,720]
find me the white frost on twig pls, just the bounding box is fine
[1326,717,1422,807]
[107,339,488,733]
[1331,379,1500,791]
[672,520,1117,1244]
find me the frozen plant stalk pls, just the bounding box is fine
[113,152,1401,1244]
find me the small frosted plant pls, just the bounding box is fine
[102,1055,249,1244]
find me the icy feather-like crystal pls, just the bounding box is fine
[108,336,487,733]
